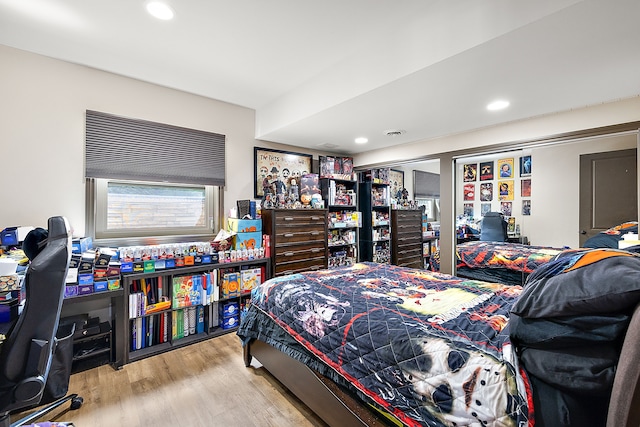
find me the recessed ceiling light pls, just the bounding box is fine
[147,2,174,20]
[355,137,368,144]
[487,100,510,111]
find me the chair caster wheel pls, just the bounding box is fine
[70,396,83,410]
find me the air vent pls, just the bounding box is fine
[384,129,406,136]
[316,142,340,149]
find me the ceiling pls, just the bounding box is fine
[1,0,639,154]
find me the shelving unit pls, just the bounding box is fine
[62,288,125,369]
[122,259,270,364]
[358,171,391,264]
[321,178,361,268]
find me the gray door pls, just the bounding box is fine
[579,148,637,246]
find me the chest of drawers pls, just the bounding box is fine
[262,209,328,277]
[391,209,423,269]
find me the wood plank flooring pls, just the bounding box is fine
[11,333,327,427]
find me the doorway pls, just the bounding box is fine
[579,148,637,246]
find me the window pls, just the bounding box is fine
[91,179,220,242]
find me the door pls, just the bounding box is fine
[579,148,637,246]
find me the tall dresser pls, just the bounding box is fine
[391,209,423,269]
[261,209,328,277]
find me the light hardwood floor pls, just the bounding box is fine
[11,333,327,427]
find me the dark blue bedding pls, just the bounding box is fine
[238,262,531,427]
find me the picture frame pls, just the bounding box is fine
[498,158,514,178]
[389,169,405,199]
[520,155,532,176]
[479,161,494,181]
[254,147,312,198]
[463,163,478,182]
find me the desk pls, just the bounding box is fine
[506,236,529,244]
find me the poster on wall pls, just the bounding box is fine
[464,203,474,217]
[498,158,514,178]
[480,183,493,201]
[463,164,478,182]
[522,200,531,215]
[479,161,494,181]
[463,183,475,201]
[520,155,532,176]
[389,169,405,199]
[500,201,512,216]
[481,203,491,216]
[498,180,514,201]
[521,179,531,197]
[254,147,312,198]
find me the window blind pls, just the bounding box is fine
[413,170,440,197]
[85,110,225,186]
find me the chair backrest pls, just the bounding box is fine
[606,302,640,427]
[480,212,508,242]
[0,217,71,391]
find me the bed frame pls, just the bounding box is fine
[244,301,640,427]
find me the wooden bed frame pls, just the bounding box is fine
[243,301,640,427]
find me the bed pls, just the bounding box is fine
[429,241,565,286]
[238,254,640,427]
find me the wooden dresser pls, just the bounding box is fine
[261,209,328,277]
[391,209,423,269]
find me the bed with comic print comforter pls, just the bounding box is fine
[430,241,564,286]
[237,262,532,427]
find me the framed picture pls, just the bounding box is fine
[522,200,531,215]
[254,147,312,198]
[479,161,494,181]
[389,169,405,199]
[498,158,514,178]
[463,183,475,201]
[521,179,531,197]
[463,163,477,182]
[500,201,512,216]
[520,155,532,176]
[479,182,493,201]
[498,180,514,201]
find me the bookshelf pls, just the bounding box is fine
[122,259,270,364]
[358,169,392,264]
[321,178,361,268]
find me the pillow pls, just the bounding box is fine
[509,313,630,349]
[583,221,638,248]
[511,248,640,318]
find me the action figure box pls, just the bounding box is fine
[240,267,262,292]
[227,218,262,233]
[233,232,262,251]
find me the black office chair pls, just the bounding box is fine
[480,212,508,242]
[0,216,82,427]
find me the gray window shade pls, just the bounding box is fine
[85,110,225,186]
[413,170,440,197]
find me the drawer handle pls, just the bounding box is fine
[283,252,294,257]
[311,231,320,236]
[311,248,321,253]
[311,216,320,221]
[310,265,322,270]
[284,233,294,237]
[284,217,294,221]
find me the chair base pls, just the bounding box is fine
[1,393,82,427]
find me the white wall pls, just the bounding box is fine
[0,45,323,236]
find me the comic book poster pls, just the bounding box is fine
[521,179,531,197]
[463,203,474,217]
[498,180,514,201]
[522,200,531,215]
[500,201,512,216]
[479,183,493,201]
[498,158,514,178]
[463,164,477,182]
[479,161,494,181]
[481,203,491,216]
[463,183,475,201]
[520,156,532,176]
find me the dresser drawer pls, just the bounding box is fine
[274,212,326,226]
[274,225,325,244]
[275,242,326,263]
[274,258,326,277]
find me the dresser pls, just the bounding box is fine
[261,209,328,277]
[391,209,423,269]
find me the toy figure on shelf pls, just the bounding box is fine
[288,179,299,201]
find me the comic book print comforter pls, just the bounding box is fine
[239,262,531,427]
[431,241,563,276]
